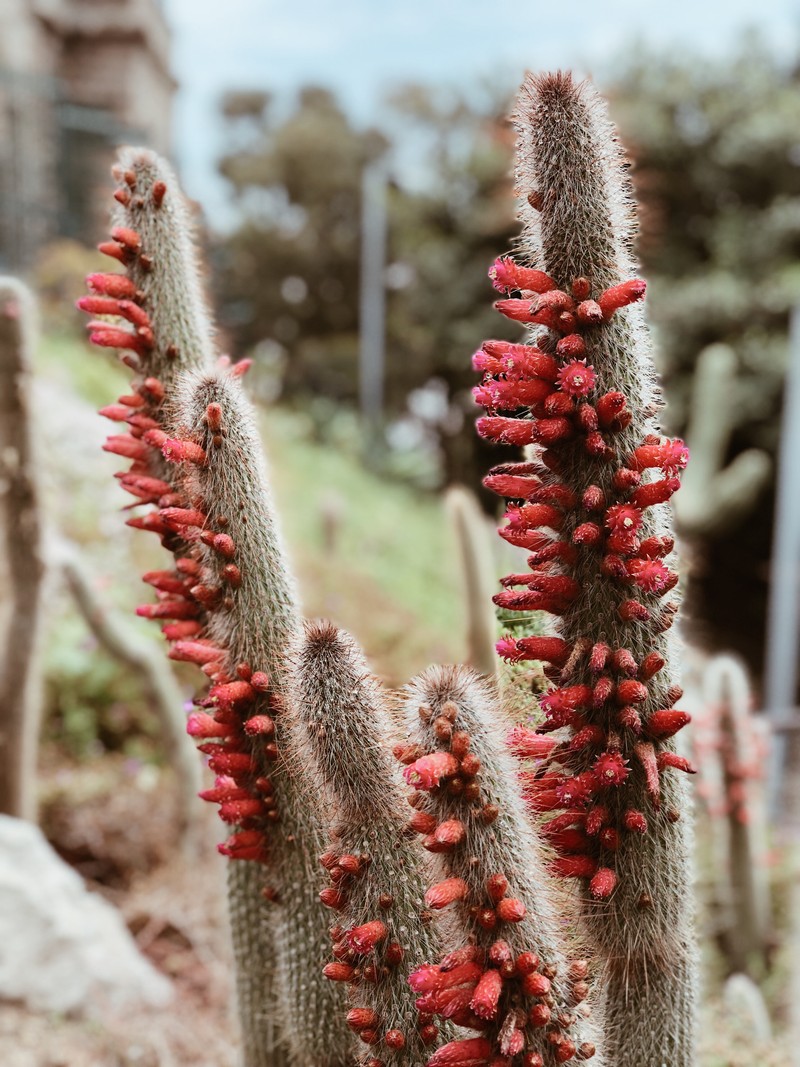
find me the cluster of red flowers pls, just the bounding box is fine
[398,700,595,1067]
[474,256,694,899]
[80,168,279,888]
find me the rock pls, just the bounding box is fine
[0,815,172,1014]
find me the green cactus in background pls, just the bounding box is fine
[0,278,45,822]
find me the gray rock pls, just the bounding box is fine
[0,815,172,1014]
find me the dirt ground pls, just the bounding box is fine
[1,757,240,1067]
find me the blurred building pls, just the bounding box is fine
[0,0,175,271]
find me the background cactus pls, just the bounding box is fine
[79,70,700,1067]
[673,345,771,541]
[690,654,770,976]
[472,72,697,1065]
[444,486,499,678]
[0,277,45,821]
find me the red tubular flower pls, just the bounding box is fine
[645,710,691,739]
[630,438,689,474]
[476,342,559,381]
[540,686,592,726]
[597,278,646,318]
[556,359,597,397]
[426,1037,493,1067]
[489,257,556,294]
[506,726,557,760]
[186,712,231,739]
[403,751,460,789]
[469,970,503,1019]
[161,438,207,464]
[476,416,538,446]
[505,502,564,531]
[630,477,681,509]
[345,921,388,954]
[472,378,553,410]
[551,855,598,879]
[86,272,138,299]
[425,878,469,909]
[483,473,541,499]
[627,558,676,594]
[592,751,630,787]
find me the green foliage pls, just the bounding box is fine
[609,43,800,669]
[214,84,518,489]
[611,44,800,450]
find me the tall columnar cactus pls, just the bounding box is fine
[695,654,770,974]
[400,665,601,1066]
[80,152,349,1067]
[79,71,701,1067]
[0,278,45,821]
[673,344,771,539]
[445,487,499,678]
[168,369,350,1065]
[472,74,697,1064]
[289,621,449,1066]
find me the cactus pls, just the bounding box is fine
[0,278,45,821]
[695,654,770,974]
[472,73,697,1064]
[673,344,771,539]
[444,486,499,678]
[79,153,349,1067]
[289,621,448,1065]
[400,665,601,1066]
[168,369,350,1065]
[79,71,702,1067]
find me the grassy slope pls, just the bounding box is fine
[40,333,465,686]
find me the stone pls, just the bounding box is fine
[0,815,172,1014]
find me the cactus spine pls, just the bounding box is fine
[401,665,601,1066]
[289,621,448,1065]
[472,73,697,1065]
[0,278,45,821]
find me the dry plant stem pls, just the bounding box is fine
[473,73,697,1066]
[59,546,202,851]
[173,371,350,1067]
[0,278,44,821]
[289,622,448,1067]
[80,153,293,1067]
[402,665,602,1067]
[445,487,499,678]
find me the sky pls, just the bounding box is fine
[162,0,800,222]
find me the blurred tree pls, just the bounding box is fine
[215,87,388,406]
[213,83,518,493]
[383,84,518,491]
[610,43,800,679]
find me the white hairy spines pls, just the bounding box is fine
[290,621,447,1066]
[169,369,350,1067]
[111,147,217,389]
[403,665,602,1066]
[509,72,698,1067]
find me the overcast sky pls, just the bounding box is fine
[162,0,800,221]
